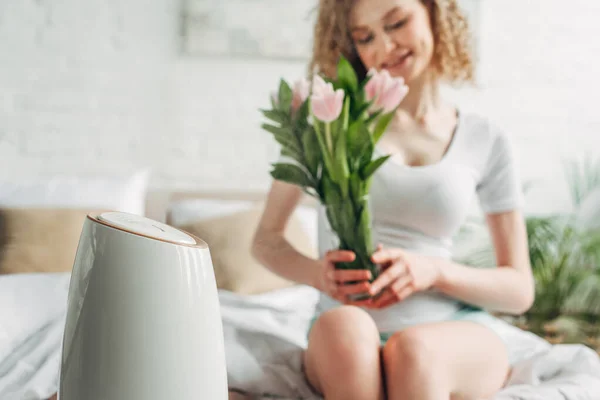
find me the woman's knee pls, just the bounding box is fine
[310,305,379,345]
[382,327,441,377]
[305,306,382,395]
[307,306,380,369]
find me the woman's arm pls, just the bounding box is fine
[434,209,535,314]
[367,209,534,314]
[251,180,321,287]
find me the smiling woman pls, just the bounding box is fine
[310,0,475,84]
[251,0,539,399]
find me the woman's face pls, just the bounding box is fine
[349,0,434,83]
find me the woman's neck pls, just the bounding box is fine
[397,70,442,122]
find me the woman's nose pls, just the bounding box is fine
[379,33,397,56]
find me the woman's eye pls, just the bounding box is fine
[355,35,374,45]
[388,19,407,30]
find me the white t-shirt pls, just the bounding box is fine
[316,111,525,332]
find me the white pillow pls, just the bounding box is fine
[167,199,255,226]
[168,198,319,251]
[0,169,151,215]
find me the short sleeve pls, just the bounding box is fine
[476,131,525,214]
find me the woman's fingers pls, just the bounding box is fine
[369,260,407,295]
[369,279,414,309]
[325,249,356,263]
[371,247,405,264]
[335,281,371,296]
[330,269,372,283]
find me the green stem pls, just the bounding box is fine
[313,121,335,179]
[325,122,333,153]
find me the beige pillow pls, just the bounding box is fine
[177,206,317,295]
[0,208,99,274]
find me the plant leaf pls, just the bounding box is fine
[348,121,372,171]
[337,56,358,92]
[281,147,304,165]
[278,79,293,112]
[353,101,373,121]
[293,100,310,139]
[359,139,374,172]
[564,154,600,207]
[302,127,321,179]
[261,124,301,154]
[270,163,314,188]
[333,123,349,197]
[372,112,394,143]
[321,174,342,231]
[365,108,383,125]
[261,109,288,125]
[349,172,363,200]
[361,155,390,180]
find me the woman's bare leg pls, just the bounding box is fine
[383,320,509,400]
[303,306,384,400]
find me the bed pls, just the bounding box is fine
[1,180,599,399]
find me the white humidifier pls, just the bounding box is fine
[58,211,228,400]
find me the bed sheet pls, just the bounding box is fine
[2,273,600,400]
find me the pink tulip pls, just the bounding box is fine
[364,68,409,113]
[310,76,344,123]
[311,75,331,97]
[291,78,310,112]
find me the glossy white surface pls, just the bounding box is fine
[97,211,197,245]
[59,213,228,399]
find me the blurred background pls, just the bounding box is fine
[1,0,600,345]
[0,0,598,212]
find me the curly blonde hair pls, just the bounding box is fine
[309,0,475,84]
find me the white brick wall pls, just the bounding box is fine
[1,0,599,215]
[0,0,178,179]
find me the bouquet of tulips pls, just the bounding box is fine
[261,56,409,281]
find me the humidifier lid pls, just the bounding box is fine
[97,211,197,245]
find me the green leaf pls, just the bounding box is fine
[313,120,335,181]
[281,147,304,165]
[352,101,372,121]
[349,172,363,200]
[373,112,395,143]
[361,155,390,180]
[347,121,372,169]
[262,123,301,154]
[293,100,310,138]
[334,123,349,197]
[261,123,289,137]
[261,109,288,125]
[564,154,600,207]
[270,163,314,188]
[357,199,374,255]
[341,95,350,132]
[302,127,321,179]
[337,56,358,92]
[359,72,373,90]
[359,140,374,171]
[278,79,293,111]
[322,174,342,231]
[364,108,383,125]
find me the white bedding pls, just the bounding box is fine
[1,273,600,400]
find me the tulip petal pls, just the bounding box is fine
[364,73,381,102]
[312,75,332,97]
[291,78,310,111]
[379,80,409,113]
[310,94,332,122]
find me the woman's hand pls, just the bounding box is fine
[313,250,373,304]
[365,245,441,309]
